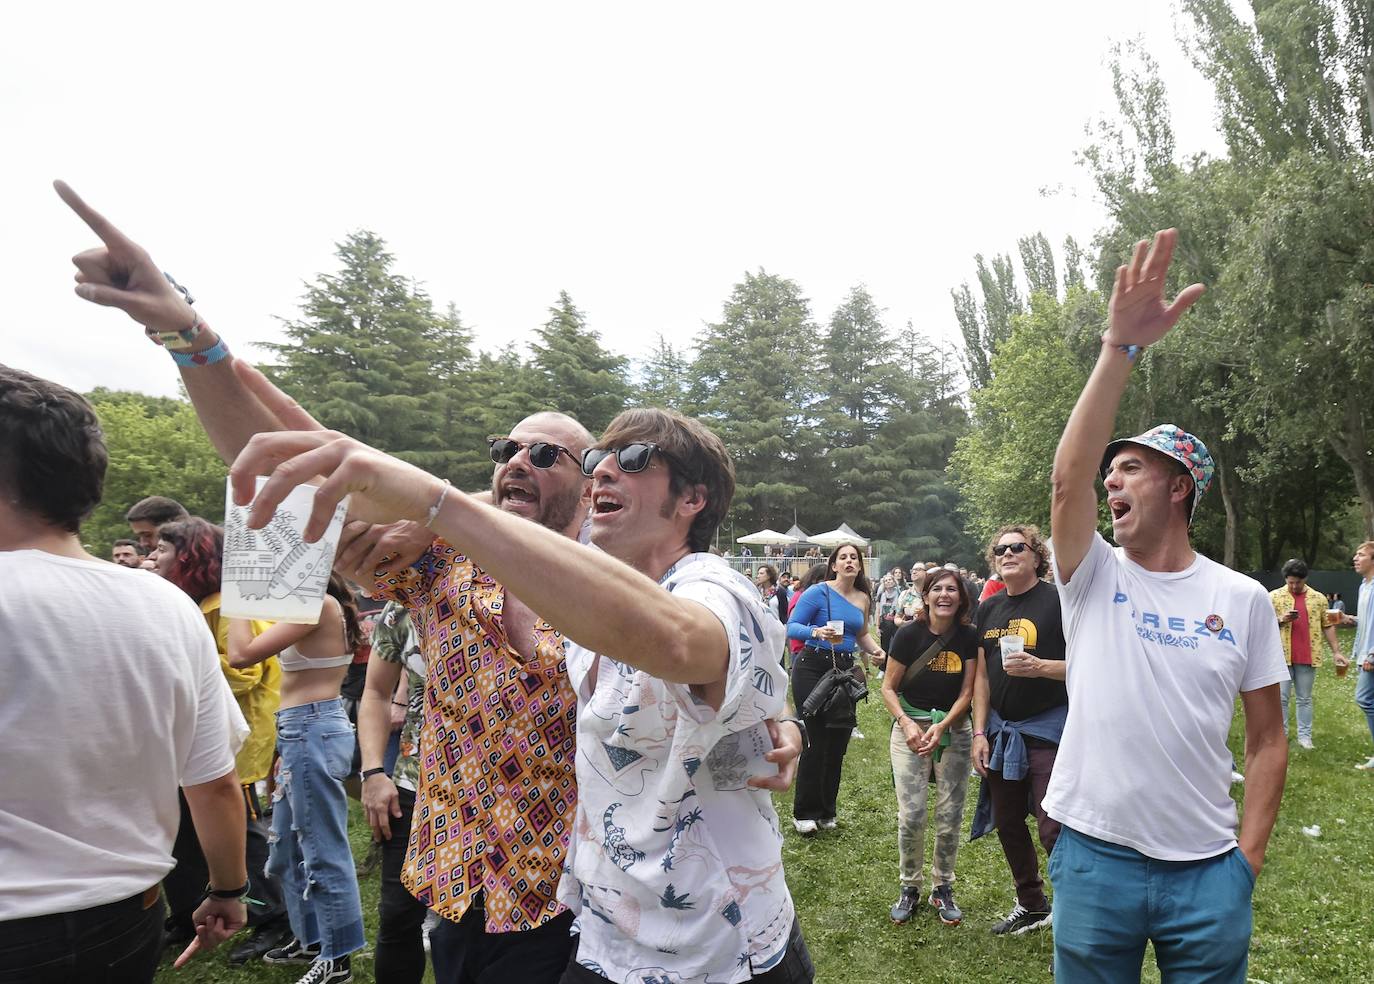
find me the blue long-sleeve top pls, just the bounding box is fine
[786,583,865,653]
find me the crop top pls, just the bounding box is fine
[277,644,354,673]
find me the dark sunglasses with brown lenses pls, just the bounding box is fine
[992,542,1029,557]
[488,437,577,469]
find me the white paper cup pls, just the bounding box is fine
[998,634,1026,667]
[826,619,845,636]
[220,476,350,624]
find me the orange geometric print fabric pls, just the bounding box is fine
[374,541,577,931]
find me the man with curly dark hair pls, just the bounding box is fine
[0,365,248,981]
[969,523,1066,938]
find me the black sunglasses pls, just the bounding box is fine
[993,542,1029,557]
[489,437,576,469]
[580,442,695,480]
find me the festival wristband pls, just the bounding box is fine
[1102,335,1145,364]
[145,317,206,351]
[205,880,250,901]
[169,337,230,367]
[973,730,986,738]
[361,767,387,780]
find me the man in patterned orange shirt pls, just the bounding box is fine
[357,415,593,982]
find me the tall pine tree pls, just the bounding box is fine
[528,291,630,434]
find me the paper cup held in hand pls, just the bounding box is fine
[826,619,844,636]
[998,634,1026,666]
[220,476,350,624]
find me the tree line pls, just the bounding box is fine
[82,236,979,567]
[953,0,1374,571]
[81,0,1373,574]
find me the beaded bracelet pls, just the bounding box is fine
[170,337,231,367]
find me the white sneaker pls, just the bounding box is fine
[793,818,818,834]
[818,818,837,830]
[1298,737,1315,750]
[1355,757,1374,771]
[851,727,865,739]
[1230,770,1245,783]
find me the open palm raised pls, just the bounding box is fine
[1104,228,1206,348]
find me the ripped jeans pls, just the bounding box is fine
[267,698,366,960]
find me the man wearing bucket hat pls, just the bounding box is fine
[1045,229,1288,983]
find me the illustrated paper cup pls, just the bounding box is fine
[998,634,1026,666]
[220,476,350,624]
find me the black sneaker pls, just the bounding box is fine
[294,957,352,984]
[990,902,1052,935]
[929,884,962,925]
[228,923,294,965]
[263,938,321,965]
[889,887,920,924]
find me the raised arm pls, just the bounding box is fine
[54,181,320,463]
[1050,229,1204,582]
[231,431,733,690]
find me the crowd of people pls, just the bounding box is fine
[3,186,1373,984]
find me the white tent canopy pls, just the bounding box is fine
[736,528,799,546]
[809,523,870,548]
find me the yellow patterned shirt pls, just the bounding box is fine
[374,541,577,932]
[1269,586,1330,668]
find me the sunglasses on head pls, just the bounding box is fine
[489,437,576,469]
[993,542,1029,557]
[580,442,694,479]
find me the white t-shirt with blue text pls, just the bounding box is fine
[1044,533,1287,861]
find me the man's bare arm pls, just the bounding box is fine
[229,431,732,690]
[55,181,318,463]
[1050,230,1204,583]
[1237,684,1287,876]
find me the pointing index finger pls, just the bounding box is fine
[53,179,135,249]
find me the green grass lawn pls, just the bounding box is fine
[161,637,1374,983]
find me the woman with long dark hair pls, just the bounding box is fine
[785,543,885,834]
[152,517,290,957]
[881,568,978,927]
[227,572,366,983]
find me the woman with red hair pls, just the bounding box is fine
[152,517,291,959]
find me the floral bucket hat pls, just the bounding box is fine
[1099,423,1215,523]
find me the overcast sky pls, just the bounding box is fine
[4,2,1228,399]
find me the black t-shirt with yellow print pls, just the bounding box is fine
[889,621,980,713]
[975,579,1068,721]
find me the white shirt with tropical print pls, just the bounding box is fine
[558,553,794,983]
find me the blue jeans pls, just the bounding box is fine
[1279,663,1315,741]
[1356,666,1374,749]
[1049,826,1254,983]
[267,698,366,960]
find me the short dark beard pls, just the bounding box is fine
[538,482,585,535]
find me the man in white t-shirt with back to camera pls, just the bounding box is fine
[0,365,250,982]
[1046,229,1288,983]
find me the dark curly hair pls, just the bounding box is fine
[157,517,223,603]
[0,365,107,532]
[985,523,1052,579]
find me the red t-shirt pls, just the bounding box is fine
[1290,592,1312,665]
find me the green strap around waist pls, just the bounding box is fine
[896,700,950,761]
